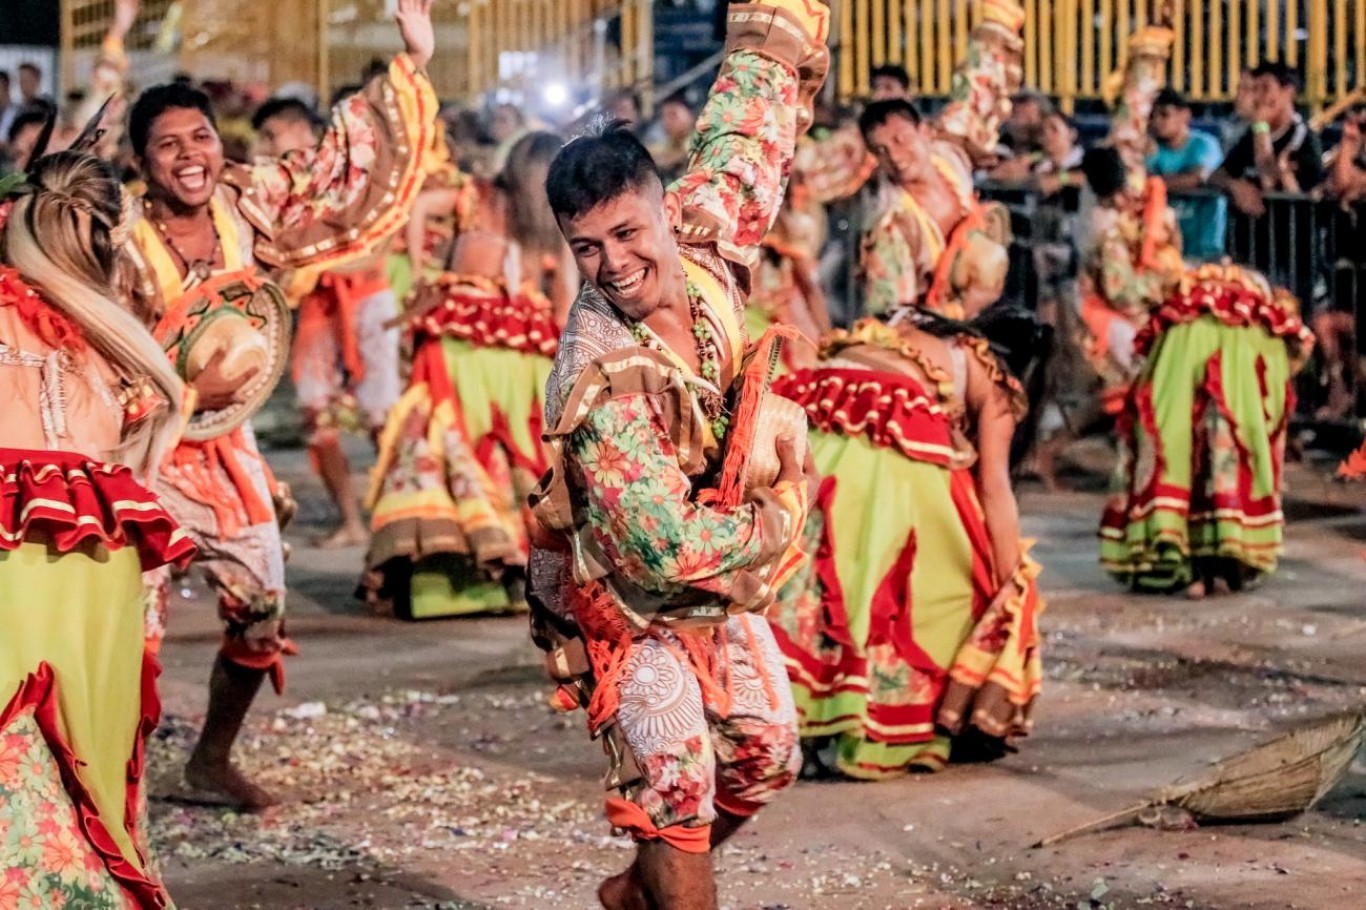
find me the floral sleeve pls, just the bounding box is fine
[934,2,1024,157]
[860,199,924,316]
[1107,27,1175,190]
[567,394,796,600]
[243,54,438,272]
[1098,226,1166,316]
[670,0,830,268]
[670,51,800,269]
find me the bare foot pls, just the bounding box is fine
[598,866,652,910]
[1210,576,1233,597]
[183,759,278,811]
[312,523,369,550]
[1314,381,1353,421]
[1184,579,1206,600]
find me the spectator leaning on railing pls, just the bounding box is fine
[1147,88,1226,261]
[1325,105,1366,205]
[989,109,1083,197]
[1210,61,1323,217]
[1000,89,1052,158]
[1313,105,1366,418]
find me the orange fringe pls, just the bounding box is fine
[1139,177,1168,270]
[164,429,275,539]
[714,324,806,509]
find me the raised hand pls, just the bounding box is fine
[112,0,140,40]
[395,0,436,71]
[1154,0,1175,28]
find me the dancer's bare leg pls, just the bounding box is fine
[599,810,745,910]
[185,655,277,809]
[311,432,368,548]
[636,842,717,910]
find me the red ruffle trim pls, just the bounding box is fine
[0,449,197,571]
[1137,272,1314,359]
[0,266,89,353]
[407,278,560,357]
[1,661,172,909]
[773,368,955,466]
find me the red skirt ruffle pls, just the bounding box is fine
[406,278,560,357]
[774,367,955,466]
[0,448,197,570]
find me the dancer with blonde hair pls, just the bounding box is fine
[0,145,194,908]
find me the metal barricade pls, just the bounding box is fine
[976,181,1365,419]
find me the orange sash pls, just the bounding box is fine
[295,265,389,384]
[924,203,988,317]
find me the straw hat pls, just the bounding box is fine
[155,276,291,441]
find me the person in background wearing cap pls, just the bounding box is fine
[1147,88,1226,262]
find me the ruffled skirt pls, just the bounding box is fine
[1,449,195,909]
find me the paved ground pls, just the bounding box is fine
[147,438,1366,910]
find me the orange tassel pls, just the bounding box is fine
[1139,177,1169,270]
[716,324,807,508]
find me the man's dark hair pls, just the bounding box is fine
[545,121,661,222]
[1153,88,1190,111]
[129,82,218,157]
[1082,146,1127,199]
[7,108,48,145]
[870,64,911,91]
[330,84,362,108]
[1251,60,1301,92]
[659,91,691,112]
[0,71,9,87]
[859,98,921,141]
[18,63,40,76]
[251,97,322,132]
[362,57,389,85]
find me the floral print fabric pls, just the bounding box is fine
[671,50,800,269]
[0,712,132,910]
[568,394,774,601]
[616,616,800,832]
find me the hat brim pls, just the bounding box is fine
[156,278,293,442]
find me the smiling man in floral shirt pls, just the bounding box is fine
[527,2,829,907]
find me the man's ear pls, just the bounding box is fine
[663,189,683,233]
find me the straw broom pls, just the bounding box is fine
[1033,711,1366,848]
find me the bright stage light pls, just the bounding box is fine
[543,83,570,108]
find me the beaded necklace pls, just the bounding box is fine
[144,198,222,282]
[629,275,730,440]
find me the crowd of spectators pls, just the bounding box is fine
[972,60,1363,419]
[2,51,1362,415]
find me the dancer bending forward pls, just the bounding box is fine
[772,308,1044,778]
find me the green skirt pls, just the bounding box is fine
[1100,315,1294,590]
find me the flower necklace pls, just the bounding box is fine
[144,199,222,282]
[630,276,730,440]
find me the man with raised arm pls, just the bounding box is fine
[119,0,439,808]
[528,2,829,907]
[857,0,1025,318]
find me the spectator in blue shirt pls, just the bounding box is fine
[1148,89,1226,261]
